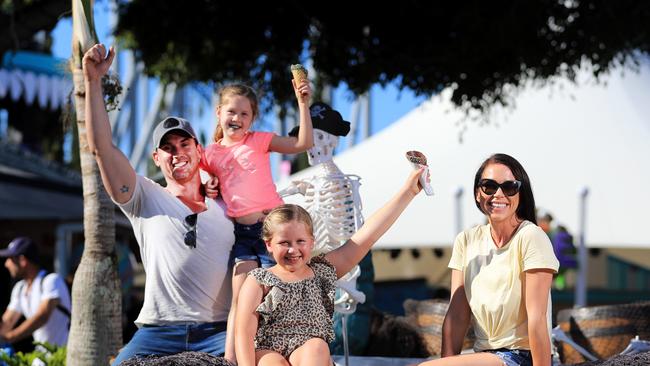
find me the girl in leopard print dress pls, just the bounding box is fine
[234,168,427,366]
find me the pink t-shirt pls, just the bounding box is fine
[202,131,283,218]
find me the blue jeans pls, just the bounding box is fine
[111,322,226,365]
[486,348,532,366]
[232,222,275,268]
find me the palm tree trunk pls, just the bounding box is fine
[66,0,122,364]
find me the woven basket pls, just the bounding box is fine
[557,301,650,364]
[403,299,475,356]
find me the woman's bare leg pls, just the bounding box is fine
[414,352,505,366]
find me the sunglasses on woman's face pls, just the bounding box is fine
[183,213,198,248]
[478,179,522,196]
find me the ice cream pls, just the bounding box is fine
[406,150,434,196]
[291,64,308,84]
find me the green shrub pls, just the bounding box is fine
[0,342,65,366]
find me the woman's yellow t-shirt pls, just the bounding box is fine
[448,220,559,351]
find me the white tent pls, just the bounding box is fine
[279,61,650,249]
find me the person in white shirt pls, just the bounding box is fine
[0,236,71,348]
[82,44,235,365]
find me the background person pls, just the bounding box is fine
[0,236,71,349]
[538,210,577,290]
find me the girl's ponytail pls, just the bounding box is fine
[213,124,224,142]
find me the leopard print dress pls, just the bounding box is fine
[250,255,336,358]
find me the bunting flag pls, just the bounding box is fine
[1,51,72,111]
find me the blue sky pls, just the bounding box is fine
[50,3,427,156]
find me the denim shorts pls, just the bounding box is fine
[111,321,226,365]
[485,348,532,366]
[232,222,275,268]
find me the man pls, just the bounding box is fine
[0,237,71,348]
[82,44,234,364]
[538,210,577,289]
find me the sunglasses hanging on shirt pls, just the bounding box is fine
[183,213,198,248]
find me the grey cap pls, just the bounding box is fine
[152,117,198,150]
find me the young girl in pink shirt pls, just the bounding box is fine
[201,80,313,362]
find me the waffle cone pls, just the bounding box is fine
[291,64,308,84]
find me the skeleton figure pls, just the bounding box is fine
[279,102,367,333]
[283,145,362,251]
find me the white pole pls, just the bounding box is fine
[454,186,464,235]
[362,91,370,141]
[575,187,589,307]
[341,314,350,366]
[347,98,360,149]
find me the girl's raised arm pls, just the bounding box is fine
[326,168,424,278]
[269,79,313,154]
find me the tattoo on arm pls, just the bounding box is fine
[120,185,129,193]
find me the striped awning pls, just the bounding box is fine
[0,51,72,111]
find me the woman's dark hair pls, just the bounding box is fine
[473,153,537,224]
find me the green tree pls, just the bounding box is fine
[115,0,650,115]
[0,0,69,57]
[66,0,122,364]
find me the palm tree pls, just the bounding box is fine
[66,0,122,364]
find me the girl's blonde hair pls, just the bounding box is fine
[213,83,260,142]
[262,204,314,242]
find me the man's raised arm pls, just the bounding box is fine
[82,44,136,204]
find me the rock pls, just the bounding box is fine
[573,351,650,366]
[118,352,234,366]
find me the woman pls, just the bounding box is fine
[417,153,559,366]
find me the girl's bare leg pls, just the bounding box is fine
[257,349,290,366]
[289,338,332,366]
[225,260,260,362]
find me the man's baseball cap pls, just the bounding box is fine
[152,117,198,150]
[0,237,39,262]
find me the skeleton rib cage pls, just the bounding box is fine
[305,172,363,255]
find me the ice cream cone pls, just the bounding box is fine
[291,64,308,84]
[406,150,428,166]
[406,150,434,196]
